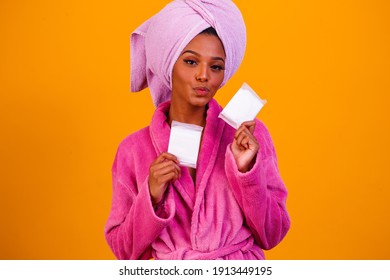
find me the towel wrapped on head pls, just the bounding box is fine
[130,0,247,107]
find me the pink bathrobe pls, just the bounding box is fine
[104,99,290,260]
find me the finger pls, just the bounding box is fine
[235,126,252,141]
[159,165,181,182]
[151,159,178,172]
[152,172,178,187]
[235,132,247,146]
[239,136,250,150]
[239,125,258,143]
[154,152,179,164]
[234,125,247,139]
[161,152,180,164]
[235,121,255,138]
[151,159,181,178]
[238,129,259,150]
[159,172,180,185]
[154,163,180,178]
[241,120,256,134]
[235,129,248,147]
[241,136,250,147]
[162,152,179,163]
[234,134,248,150]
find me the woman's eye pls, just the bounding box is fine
[184,59,197,65]
[211,65,225,71]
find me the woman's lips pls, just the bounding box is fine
[194,87,210,96]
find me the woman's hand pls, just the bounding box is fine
[231,121,259,172]
[148,152,181,206]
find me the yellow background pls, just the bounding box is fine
[1,0,389,259]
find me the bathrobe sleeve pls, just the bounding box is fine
[224,121,290,250]
[104,139,175,259]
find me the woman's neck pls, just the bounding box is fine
[168,101,207,127]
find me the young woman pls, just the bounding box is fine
[105,0,290,260]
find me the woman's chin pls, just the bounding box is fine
[190,99,210,107]
[190,95,213,107]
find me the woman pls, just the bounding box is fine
[105,0,290,260]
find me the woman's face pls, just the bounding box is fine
[171,33,226,108]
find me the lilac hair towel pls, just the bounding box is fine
[130,0,247,107]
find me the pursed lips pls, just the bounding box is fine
[193,86,210,96]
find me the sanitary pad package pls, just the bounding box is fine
[218,83,267,129]
[167,120,203,168]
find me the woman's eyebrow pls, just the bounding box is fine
[181,50,225,63]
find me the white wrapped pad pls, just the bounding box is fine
[218,83,267,129]
[167,120,203,168]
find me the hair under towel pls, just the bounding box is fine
[130,0,246,107]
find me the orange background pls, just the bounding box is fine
[1,0,389,259]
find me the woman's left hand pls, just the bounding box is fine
[231,120,259,172]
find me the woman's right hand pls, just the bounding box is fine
[148,152,181,206]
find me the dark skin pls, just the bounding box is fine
[148,34,259,206]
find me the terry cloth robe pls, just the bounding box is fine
[104,99,290,260]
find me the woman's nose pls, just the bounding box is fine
[195,64,208,82]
